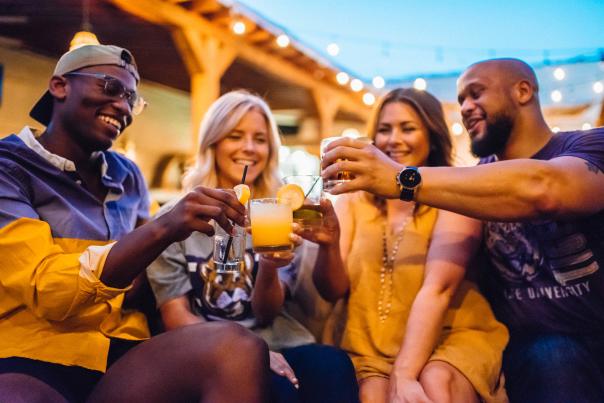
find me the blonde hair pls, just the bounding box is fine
[182,90,282,198]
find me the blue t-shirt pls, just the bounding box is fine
[479,128,604,335]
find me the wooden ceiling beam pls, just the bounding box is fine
[108,0,369,119]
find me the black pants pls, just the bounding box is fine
[271,344,359,403]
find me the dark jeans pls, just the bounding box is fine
[503,333,604,403]
[271,344,359,403]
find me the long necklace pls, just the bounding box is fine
[378,209,414,322]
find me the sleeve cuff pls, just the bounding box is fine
[78,242,132,302]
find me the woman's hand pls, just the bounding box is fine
[296,199,340,246]
[258,225,302,268]
[388,376,433,403]
[269,351,299,388]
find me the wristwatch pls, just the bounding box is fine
[396,166,421,201]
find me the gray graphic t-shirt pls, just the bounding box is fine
[146,201,316,350]
[479,128,604,335]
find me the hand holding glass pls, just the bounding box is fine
[320,136,372,192]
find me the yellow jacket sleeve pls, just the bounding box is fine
[0,217,130,322]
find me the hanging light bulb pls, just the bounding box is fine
[69,0,99,50]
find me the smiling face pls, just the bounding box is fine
[374,101,431,167]
[457,65,516,157]
[215,108,270,189]
[61,65,136,153]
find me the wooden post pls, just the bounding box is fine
[172,28,236,150]
[312,88,341,139]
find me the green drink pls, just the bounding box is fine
[293,204,323,228]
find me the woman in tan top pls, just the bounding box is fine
[305,88,508,402]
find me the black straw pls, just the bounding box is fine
[222,165,249,264]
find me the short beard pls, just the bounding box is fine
[470,113,514,158]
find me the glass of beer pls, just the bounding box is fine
[249,198,293,253]
[320,136,372,192]
[283,175,323,229]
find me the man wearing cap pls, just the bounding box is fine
[0,44,270,402]
[321,59,604,402]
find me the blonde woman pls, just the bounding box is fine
[147,90,358,403]
[305,88,508,402]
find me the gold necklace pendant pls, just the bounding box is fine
[377,210,413,322]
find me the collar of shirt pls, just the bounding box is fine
[17,126,124,193]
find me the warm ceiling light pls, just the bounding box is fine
[350,79,363,92]
[69,31,99,50]
[336,72,350,85]
[372,76,385,89]
[593,81,604,94]
[553,67,566,81]
[232,21,246,35]
[327,42,340,56]
[550,90,563,103]
[276,34,290,48]
[452,122,464,136]
[362,93,376,106]
[413,78,427,91]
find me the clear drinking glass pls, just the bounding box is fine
[283,175,323,229]
[249,198,293,253]
[212,225,245,273]
[320,136,372,192]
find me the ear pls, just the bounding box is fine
[48,76,69,101]
[514,80,534,106]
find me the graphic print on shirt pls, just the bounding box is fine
[485,220,599,287]
[186,250,255,321]
[485,222,544,284]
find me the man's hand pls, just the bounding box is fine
[156,186,246,242]
[320,137,403,198]
[388,376,433,403]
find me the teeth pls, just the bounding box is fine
[99,115,121,132]
[234,160,254,165]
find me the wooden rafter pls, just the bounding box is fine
[108,0,369,119]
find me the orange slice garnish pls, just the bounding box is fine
[276,183,305,210]
[234,184,251,205]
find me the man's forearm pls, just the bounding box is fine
[417,160,559,221]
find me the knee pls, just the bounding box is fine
[0,374,66,403]
[175,322,268,369]
[419,363,456,403]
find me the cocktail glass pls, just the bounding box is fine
[283,175,323,229]
[249,198,293,253]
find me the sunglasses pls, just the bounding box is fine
[65,72,147,115]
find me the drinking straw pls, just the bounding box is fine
[222,165,248,264]
[305,175,321,200]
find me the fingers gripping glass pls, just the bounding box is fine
[64,72,147,115]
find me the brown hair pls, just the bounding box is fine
[366,88,453,215]
[367,87,453,167]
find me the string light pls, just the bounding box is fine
[593,81,604,94]
[350,79,363,92]
[413,78,427,91]
[452,122,464,136]
[232,21,246,35]
[582,123,592,130]
[551,90,563,102]
[552,126,561,133]
[327,43,340,56]
[363,93,376,105]
[372,76,385,89]
[336,72,350,85]
[276,34,290,48]
[553,67,566,80]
